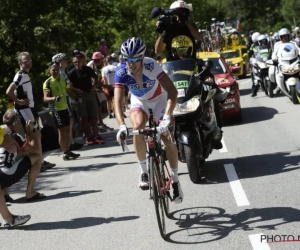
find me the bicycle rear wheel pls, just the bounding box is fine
[150,157,166,239]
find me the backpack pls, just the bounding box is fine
[41,124,60,152]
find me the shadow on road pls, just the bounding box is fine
[19,216,139,231]
[199,151,300,185]
[239,88,252,96]
[165,206,300,244]
[223,106,279,126]
[12,190,101,203]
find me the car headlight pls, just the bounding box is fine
[226,85,236,95]
[234,63,240,66]
[173,96,200,114]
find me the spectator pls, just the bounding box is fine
[102,56,118,119]
[99,39,109,57]
[1,110,45,201]
[52,53,83,150]
[111,53,119,66]
[87,52,113,131]
[43,62,80,160]
[6,52,56,172]
[68,50,104,145]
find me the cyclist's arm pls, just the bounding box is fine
[114,86,125,126]
[6,83,20,104]
[159,74,178,116]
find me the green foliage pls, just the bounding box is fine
[0,0,296,118]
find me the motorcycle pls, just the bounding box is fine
[161,58,227,184]
[251,47,275,97]
[267,42,300,104]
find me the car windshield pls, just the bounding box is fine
[203,58,227,74]
[161,58,197,75]
[221,50,240,59]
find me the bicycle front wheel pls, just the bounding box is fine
[149,156,166,239]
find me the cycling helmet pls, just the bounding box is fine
[170,1,190,10]
[251,32,260,42]
[171,35,193,58]
[278,28,290,38]
[120,37,146,58]
[257,34,268,45]
[52,53,68,63]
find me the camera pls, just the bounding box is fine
[151,7,190,33]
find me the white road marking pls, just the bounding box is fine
[224,163,250,206]
[70,174,73,181]
[249,234,271,250]
[239,79,252,85]
[219,138,228,153]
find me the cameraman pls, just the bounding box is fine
[154,1,202,61]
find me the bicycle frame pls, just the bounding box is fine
[146,110,172,198]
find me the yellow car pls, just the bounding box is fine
[221,46,249,78]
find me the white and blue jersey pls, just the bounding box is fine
[114,57,166,101]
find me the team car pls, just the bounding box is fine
[197,51,242,122]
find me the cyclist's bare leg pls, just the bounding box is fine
[130,110,148,161]
[161,120,179,181]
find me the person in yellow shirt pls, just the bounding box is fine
[43,62,80,161]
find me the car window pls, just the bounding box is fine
[221,50,240,58]
[204,58,227,74]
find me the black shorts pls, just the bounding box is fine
[17,107,40,131]
[0,156,31,189]
[51,109,70,128]
[109,90,114,97]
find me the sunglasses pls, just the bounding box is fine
[124,57,143,63]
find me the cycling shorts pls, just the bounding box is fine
[51,109,70,128]
[0,156,31,188]
[130,92,170,122]
[17,108,40,131]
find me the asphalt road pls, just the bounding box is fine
[1,78,300,250]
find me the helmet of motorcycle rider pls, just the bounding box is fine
[278,28,290,39]
[171,35,193,59]
[278,42,298,61]
[120,37,146,58]
[169,1,191,23]
[257,34,268,46]
[251,32,260,42]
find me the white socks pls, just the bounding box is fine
[138,160,147,174]
[171,168,179,183]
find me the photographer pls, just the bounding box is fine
[154,1,202,61]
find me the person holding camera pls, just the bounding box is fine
[43,62,80,161]
[154,1,202,61]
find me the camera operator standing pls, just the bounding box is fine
[154,1,202,61]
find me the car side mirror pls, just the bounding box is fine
[243,53,248,59]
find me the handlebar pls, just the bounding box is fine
[132,125,176,145]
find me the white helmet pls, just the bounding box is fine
[170,1,191,10]
[278,28,290,37]
[52,53,68,63]
[278,43,298,60]
[252,32,260,42]
[257,34,267,45]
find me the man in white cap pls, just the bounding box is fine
[111,53,119,66]
[293,27,300,47]
[99,39,109,57]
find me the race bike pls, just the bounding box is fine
[267,42,300,104]
[161,58,227,184]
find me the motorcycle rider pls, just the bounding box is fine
[292,27,300,47]
[248,32,260,96]
[272,28,300,61]
[154,0,202,61]
[251,34,272,96]
[170,37,225,149]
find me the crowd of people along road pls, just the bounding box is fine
[0,38,130,228]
